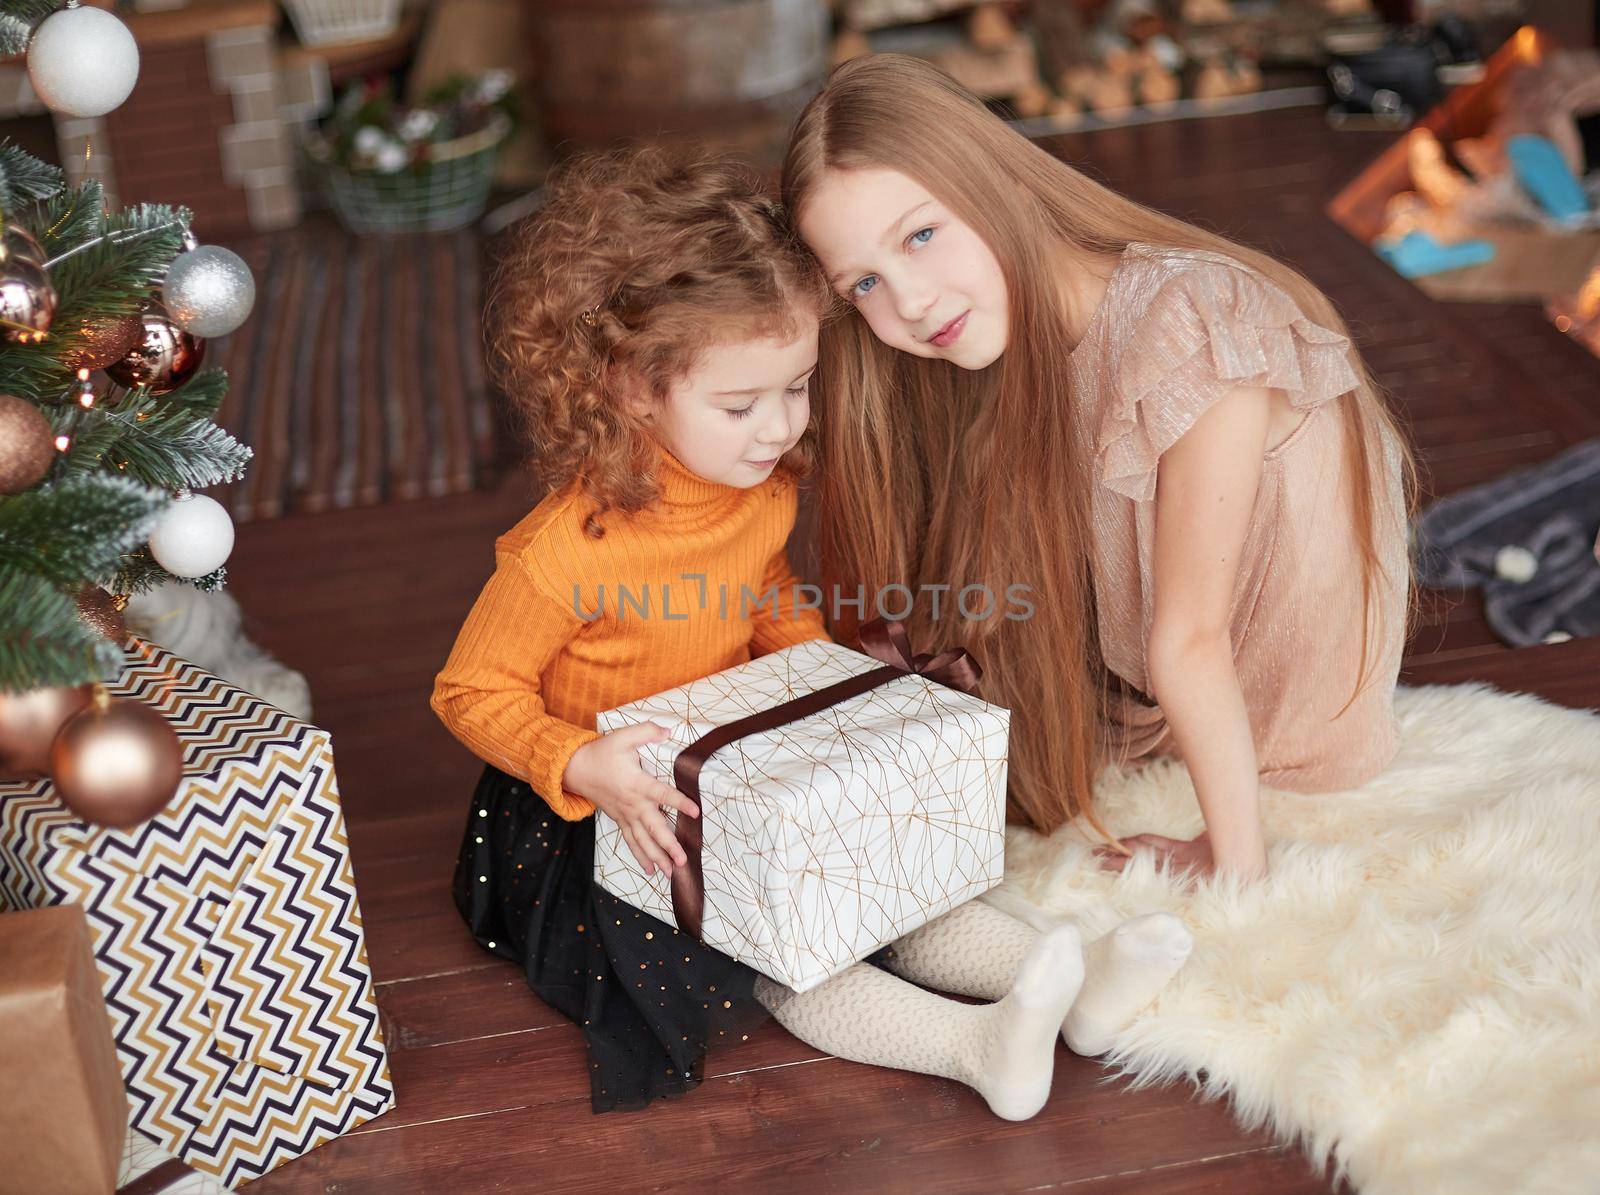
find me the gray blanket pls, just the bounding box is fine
[1413,438,1600,647]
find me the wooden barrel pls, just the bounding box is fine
[528,0,828,165]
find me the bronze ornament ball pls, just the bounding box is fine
[0,224,45,266]
[0,682,94,780]
[104,304,205,395]
[77,586,129,645]
[65,311,147,372]
[0,393,55,494]
[49,689,183,829]
[0,253,57,343]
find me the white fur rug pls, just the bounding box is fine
[986,683,1600,1195]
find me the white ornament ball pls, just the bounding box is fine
[162,246,256,338]
[1493,545,1538,584]
[148,493,234,579]
[27,7,140,118]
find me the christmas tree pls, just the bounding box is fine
[0,1,257,814]
[0,50,255,696]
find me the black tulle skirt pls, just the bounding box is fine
[452,763,772,1113]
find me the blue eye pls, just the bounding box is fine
[910,226,935,246]
[851,275,877,299]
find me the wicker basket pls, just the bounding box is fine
[280,0,401,48]
[307,114,510,235]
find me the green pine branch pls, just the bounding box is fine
[0,190,194,397]
[0,144,64,210]
[159,367,227,420]
[0,571,123,693]
[34,178,106,260]
[0,473,169,585]
[111,550,226,596]
[61,385,252,491]
[0,0,58,61]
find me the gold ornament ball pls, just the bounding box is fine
[65,311,147,372]
[77,586,129,645]
[50,693,183,829]
[0,393,55,494]
[0,683,93,779]
[0,254,57,343]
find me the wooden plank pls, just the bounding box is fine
[247,1046,1307,1195]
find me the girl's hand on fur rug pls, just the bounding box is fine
[1094,833,1215,885]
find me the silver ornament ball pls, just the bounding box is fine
[162,246,255,339]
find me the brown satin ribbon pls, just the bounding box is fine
[667,617,983,940]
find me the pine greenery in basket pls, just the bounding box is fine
[309,71,517,176]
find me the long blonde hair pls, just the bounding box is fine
[782,54,1418,838]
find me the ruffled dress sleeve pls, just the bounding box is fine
[1095,250,1363,502]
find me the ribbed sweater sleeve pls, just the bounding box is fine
[430,547,601,820]
[748,544,831,656]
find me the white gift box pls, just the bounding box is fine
[594,631,1010,993]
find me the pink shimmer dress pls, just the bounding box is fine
[1069,242,1409,792]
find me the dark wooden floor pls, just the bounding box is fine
[235,105,1600,1193]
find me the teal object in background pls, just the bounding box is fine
[1374,229,1496,278]
[1507,134,1590,221]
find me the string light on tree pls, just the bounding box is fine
[26,2,141,119]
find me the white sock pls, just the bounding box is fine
[1062,911,1194,1057]
[977,922,1086,1119]
[758,923,1086,1122]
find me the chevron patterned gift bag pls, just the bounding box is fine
[594,620,1010,993]
[0,638,394,1187]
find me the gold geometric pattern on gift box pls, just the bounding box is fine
[0,639,393,1188]
[595,638,1009,992]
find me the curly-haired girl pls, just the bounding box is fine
[431,148,1186,1120]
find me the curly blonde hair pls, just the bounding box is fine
[487,147,831,537]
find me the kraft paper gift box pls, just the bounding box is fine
[594,620,1010,993]
[0,639,394,1188]
[0,904,128,1195]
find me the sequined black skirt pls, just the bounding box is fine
[452,763,771,1113]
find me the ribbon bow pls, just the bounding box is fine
[853,617,983,696]
[666,617,984,939]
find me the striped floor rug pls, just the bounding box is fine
[210,220,504,522]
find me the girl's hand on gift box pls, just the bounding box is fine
[564,722,701,878]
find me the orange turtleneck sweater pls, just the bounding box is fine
[430,444,831,820]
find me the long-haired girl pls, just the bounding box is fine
[782,55,1416,880]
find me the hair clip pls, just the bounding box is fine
[579,307,597,327]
